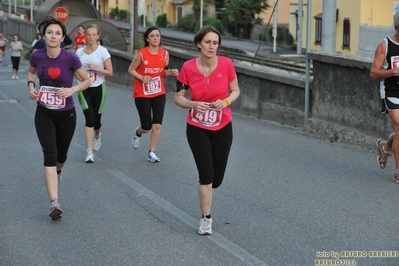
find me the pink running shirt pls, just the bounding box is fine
[177,55,236,131]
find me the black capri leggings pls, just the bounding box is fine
[186,122,233,188]
[35,105,76,166]
[78,83,106,129]
[135,94,166,130]
[11,56,20,71]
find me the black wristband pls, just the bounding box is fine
[27,80,35,88]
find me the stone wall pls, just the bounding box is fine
[106,47,391,150]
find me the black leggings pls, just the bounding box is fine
[135,94,166,130]
[78,83,106,129]
[35,105,76,166]
[186,123,233,188]
[11,56,20,71]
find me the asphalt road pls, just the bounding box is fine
[1,55,398,266]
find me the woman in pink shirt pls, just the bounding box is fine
[174,25,240,235]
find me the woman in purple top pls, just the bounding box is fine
[27,16,91,220]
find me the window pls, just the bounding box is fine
[315,18,322,45]
[342,18,350,49]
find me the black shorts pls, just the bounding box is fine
[134,94,166,130]
[382,97,399,113]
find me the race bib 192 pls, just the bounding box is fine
[38,86,66,109]
[143,76,161,95]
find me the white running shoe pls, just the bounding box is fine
[93,132,101,151]
[11,75,15,79]
[85,149,94,163]
[49,199,62,220]
[198,217,212,235]
[132,127,141,149]
[15,76,19,79]
[147,150,160,163]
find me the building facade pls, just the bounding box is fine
[289,0,399,56]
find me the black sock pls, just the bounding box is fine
[57,170,61,175]
[136,129,142,137]
[202,214,211,219]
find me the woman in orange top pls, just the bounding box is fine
[74,25,86,50]
[128,26,178,162]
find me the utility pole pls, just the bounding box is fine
[30,0,33,22]
[152,0,156,26]
[130,0,134,52]
[200,0,203,28]
[304,0,312,123]
[321,0,337,52]
[297,0,303,55]
[134,0,138,51]
[130,0,139,52]
[272,0,278,52]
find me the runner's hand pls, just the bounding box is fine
[29,88,38,100]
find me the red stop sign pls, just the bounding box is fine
[55,7,68,23]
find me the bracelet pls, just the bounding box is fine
[224,98,231,106]
[27,80,35,88]
[70,87,75,93]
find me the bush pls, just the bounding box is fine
[286,32,294,45]
[258,33,267,42]
[118,9,130,21]
[194,16,223,34]
[176,14,196,32]
[267,26,286,44]
[139,14,151,26]
[156,14,167,27]
[109,7,118,17]
[22,49,31,60]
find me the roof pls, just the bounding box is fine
[170,0,190,4]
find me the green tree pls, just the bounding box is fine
[223,0,269,39]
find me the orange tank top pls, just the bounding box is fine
[133,47,168,98]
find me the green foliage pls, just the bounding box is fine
[156,14,167,27]
[194,16,223,34]
[109,7,119,16]
[258,33,266,42]
[22,49,31,60]
[177,0,214,31]
[176,14,196,32]
[286,32,294,45]
[139,14,151,26]
[222,0,269,39]
[267,26,286,44]
[118,9,130,20]
[254,17,263,25]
